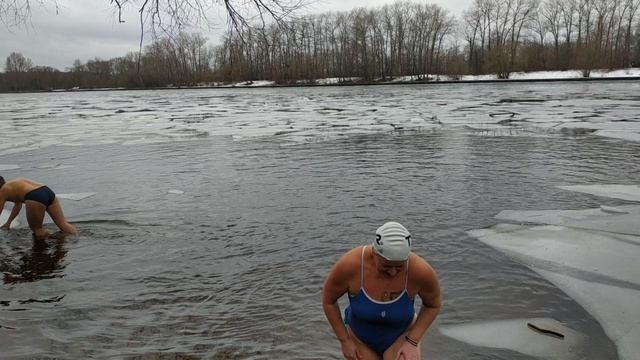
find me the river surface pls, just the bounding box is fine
[1,81,639,359]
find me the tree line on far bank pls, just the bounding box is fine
[2,0,640,92]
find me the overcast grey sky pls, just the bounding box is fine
[1,0,471,71]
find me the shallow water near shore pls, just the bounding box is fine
[1,81,639,359]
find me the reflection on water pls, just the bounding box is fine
[1,83,638,359]
[1,236,68,284]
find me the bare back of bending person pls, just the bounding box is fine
[0,177,78,240]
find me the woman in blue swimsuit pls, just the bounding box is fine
[323,222,441,360]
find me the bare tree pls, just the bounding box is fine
[1,1,307,35]
[463,7,483,73]
[4,52,33,91]
[5,52,33,72]
[543,0,564,66]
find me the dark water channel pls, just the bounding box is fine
[1,82,639,359]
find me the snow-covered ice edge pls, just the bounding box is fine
[464,184,640,360]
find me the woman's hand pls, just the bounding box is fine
[340,337,362,360]
[394,339,420,360]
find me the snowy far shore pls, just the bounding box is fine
[47,68,640,91]
[222,68,640,87]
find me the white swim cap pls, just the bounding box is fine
[373,222,412,261]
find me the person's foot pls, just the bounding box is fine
[49,231,68,240]
[32,228,51,241]
[64,224,79,235]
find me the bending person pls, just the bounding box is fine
[322,221,441,360]
[0,176,78,240]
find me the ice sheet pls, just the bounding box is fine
[439,318,586,360]
[35,162,74,170]
[558,185,640,202]
[594,130,640,142]
[536,269,640,360]
[0,164,20,171]
[468,224,639,284]
[495,206,640,237]
[56,192,97,201]
[469,222,640,360]
[2,81,640,149]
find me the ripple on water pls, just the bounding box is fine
[1,85,638,358]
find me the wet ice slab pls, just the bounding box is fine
[536,269,640,360]
[35,162,74,170]
[595,130,640,142]
[495,205,640,236]
[440,318,587,360]
[557,185,640,202]
[467,183,640,360]
[469,224,640,360]
[56,192,97,201]
[0,164,20,171]
[469,224,639,288]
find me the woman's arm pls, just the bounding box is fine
[407,257,441,342]
[322,249,362,360]
[394,256,441,360]
[322,262,351,343]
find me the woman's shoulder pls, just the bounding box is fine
[408,253,437,279]
[334,246,365,271]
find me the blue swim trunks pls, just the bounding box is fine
[24,186,56,208]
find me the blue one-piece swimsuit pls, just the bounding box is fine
[344,246,415,355]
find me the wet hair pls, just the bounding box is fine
[0,176,4,187]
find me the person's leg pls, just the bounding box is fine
[346,326,383,360]
[382,334,421,360]
[25,200,50,240]
[46,199,78,235]
[382,316,420,360]
[383,333,421,360]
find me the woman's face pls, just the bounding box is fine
[373,252,406,278]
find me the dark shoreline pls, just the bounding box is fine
[2,75,639,94]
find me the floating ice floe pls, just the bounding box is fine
[495,205,640,236]
[56,192,97,201]
[0,164,20,171]
[35,162,74,170]
[440,318,587,360]
[535,269,640,360]
[466,184,640,360]
[599,205,629,214]
[594,130,640,143]
[557,184,640,202]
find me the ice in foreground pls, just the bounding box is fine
[440,318,587,360]
[557,185,640,202]
[465,184,640,360]
[56,192,97,201]
[0,164,20,171]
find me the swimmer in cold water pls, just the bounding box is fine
[322,222,441,360]
[0,176,78,240]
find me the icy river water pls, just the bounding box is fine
[1,81,639,359]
